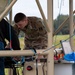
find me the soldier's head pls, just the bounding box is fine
[14,12,28,29]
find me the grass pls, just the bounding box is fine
[53,35,75,48]
[53,35,69,48]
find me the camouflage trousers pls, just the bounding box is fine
[23,38,48,50]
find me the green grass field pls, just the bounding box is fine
[53,35,75,48]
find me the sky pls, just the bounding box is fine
[9,0,75,20]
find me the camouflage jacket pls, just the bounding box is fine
[14,17,48,49]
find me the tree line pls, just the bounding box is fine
[54,14,75,35]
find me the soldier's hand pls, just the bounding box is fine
[13,56,21,62]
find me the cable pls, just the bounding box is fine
[9,24,13,50]
[30,48,38,75]
[42,33,75,53]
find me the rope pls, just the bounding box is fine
[9,24,13,50]
[59,0,63,15]
[7,0,13,50]
[54,0,63,47]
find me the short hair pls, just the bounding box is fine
[14,13,26,23]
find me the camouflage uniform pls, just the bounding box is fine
[14,17,48,49]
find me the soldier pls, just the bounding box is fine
[14,12,48,49]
